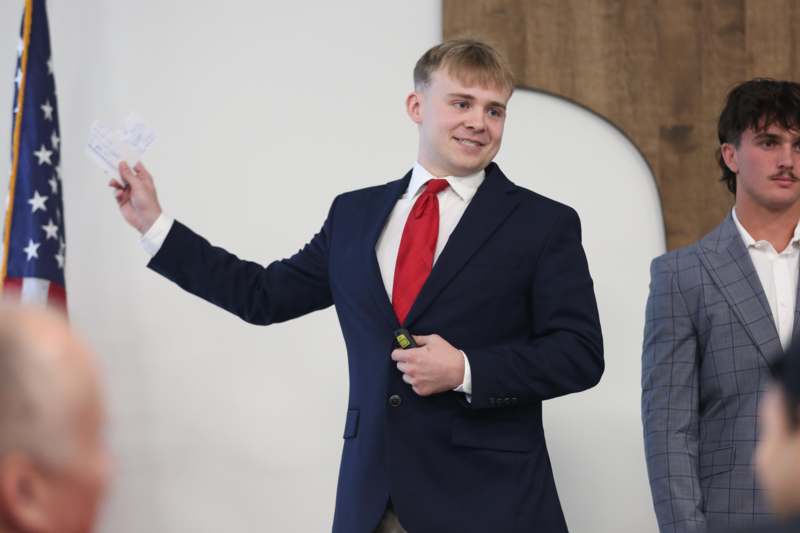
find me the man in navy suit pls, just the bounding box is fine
[110,39,604,533]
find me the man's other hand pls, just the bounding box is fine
[109,161,162,234]
[391,334,464,397]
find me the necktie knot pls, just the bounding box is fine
[412,179,449,219]
[425,179,449,195]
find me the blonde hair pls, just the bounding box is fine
[413,38,515,94]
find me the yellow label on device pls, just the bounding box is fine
[396,334,411,349]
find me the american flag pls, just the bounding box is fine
[2,0,66,311]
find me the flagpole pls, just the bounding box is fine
[1,0,34,293]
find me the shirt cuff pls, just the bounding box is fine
[453,350,472,402]
[140,213,174,257]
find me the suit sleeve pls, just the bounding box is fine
[641,255,705,533]
[147,198,338,325]
[464,207,604,408]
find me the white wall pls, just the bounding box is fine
[0,2,663,532]
[498,94,664,532]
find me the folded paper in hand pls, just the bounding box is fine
[86,113,156,177]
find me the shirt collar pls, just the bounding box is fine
[732,207,800,250]
[407,162,485,202]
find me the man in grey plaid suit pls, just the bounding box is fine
[643,79,800,533]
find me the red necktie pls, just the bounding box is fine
[392,179,449,324]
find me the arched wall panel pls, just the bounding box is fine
[444,0,800,249]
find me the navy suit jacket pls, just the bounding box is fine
[148,162,604,533]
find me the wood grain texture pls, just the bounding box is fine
[443,0,800,249]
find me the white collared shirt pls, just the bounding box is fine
[375,162,485,301]
[141,162,483,395]
[375,162,484,397]
[732,208,800,351]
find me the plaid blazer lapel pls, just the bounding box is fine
[697,214,783,366]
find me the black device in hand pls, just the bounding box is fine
[394,328,418,349]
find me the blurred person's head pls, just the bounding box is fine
[755,344,800,518]
[0,305,109,533]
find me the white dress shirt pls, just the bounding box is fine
[732,208,800,351]
[141,162,483,395]
[375,162,485,396]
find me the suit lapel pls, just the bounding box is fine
[404,163,521,328]
[697,214,783,365]
[362,171,410,330]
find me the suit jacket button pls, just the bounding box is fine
[389,394,402,408]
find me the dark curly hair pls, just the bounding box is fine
[717,79,800,194]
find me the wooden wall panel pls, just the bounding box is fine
[444,0,800,249]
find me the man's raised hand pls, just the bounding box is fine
[109,161,162,234]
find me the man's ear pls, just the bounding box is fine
[720,143,739,174]
[406,90,423,125]
[0,454,52,532]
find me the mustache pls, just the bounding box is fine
[771,171,799,180]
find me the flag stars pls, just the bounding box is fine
[41,100,54,121]
[56,238,65,269]
[42,219,58,240]
[23,239,40,261]
[33,145,53,165]
[10,27,65,279]
[28,191,48,213]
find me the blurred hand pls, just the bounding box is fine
[391,334,464,396]
[109,161,162,234]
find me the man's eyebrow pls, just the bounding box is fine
[753,131,781,140]
[447,93,507,109]
[447,93,476,101]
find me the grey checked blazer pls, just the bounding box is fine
[642,214,800,533]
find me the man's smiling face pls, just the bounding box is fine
[407,68,511,177]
